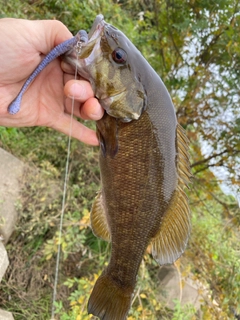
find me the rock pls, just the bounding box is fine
[0,148,24,243]
[0,309,14,320]
[158,264,207,314]
[158,265,181,309]
[0,242,14,320]
[181,276,203,310]
[0,241,9,282]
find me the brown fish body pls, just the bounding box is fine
[64,15,191,320]
[96,75,178,282]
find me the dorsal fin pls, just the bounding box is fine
[151,124,191,265]
[90,191,111,241]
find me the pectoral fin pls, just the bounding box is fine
[151,124,191,265]
[91,191,111,241]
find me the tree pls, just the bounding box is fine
[1,0,239,318]
[115,0,240,193]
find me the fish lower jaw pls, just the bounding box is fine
[98,95,140,122]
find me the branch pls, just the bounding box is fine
[192,162,225,175]
[191,149,228,168]
[165,0,190,67]
[199,0,240,66]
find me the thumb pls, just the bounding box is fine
[32,20,73,54]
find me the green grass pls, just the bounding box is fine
[0,0,239,318]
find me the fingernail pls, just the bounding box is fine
[69,83,83,98]
[90,108,104,120]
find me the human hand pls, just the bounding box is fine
[0,18,103,145]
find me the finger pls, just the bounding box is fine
[61,61,76,74]
[63,72,77,85]
[63,67,86,86]
[65,96,103,121]
[64,97,82,118]
[80,97,104,120]
[49,112,99,146]
[35,20,73,53]
[64,79,94,102]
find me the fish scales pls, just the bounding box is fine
[6,13,191,320]
[98,112,168,279]
[63,14,191,320]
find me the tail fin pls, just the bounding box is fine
[87,273,133,320]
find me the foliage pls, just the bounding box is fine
[0,0,240,319]
[171,300,196,320]
[186,182,240,318]
[116,0,240,191]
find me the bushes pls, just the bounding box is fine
[0,0,239,318]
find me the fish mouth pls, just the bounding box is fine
[75,15,105,60]
[88,14,105,39]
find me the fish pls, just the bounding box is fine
[64,14,191,320]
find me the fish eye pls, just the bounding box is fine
[112,48,127,64]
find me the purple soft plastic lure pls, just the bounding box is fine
[8,29,88,115]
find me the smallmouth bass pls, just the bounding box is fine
[64,14,191,320]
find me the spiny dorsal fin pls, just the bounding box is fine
[91,191,111,241]
[151,124,191,265]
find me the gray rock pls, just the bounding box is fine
[0,309,14,320]
[158,264,207,314]
[181,277,203,310]
[158,265,181,309]
[0,242,13,320]
[0,241,9,282]
[0,149,27,320]
[0,148,24,243]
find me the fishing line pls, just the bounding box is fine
[50,52,80,320]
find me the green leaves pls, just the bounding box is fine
[1,0,240,319]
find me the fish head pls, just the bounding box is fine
[64,15,147,122]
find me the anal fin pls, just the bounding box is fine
[91,191,111,241]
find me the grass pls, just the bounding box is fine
[0,0,239,318]
[0,124,240,319]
